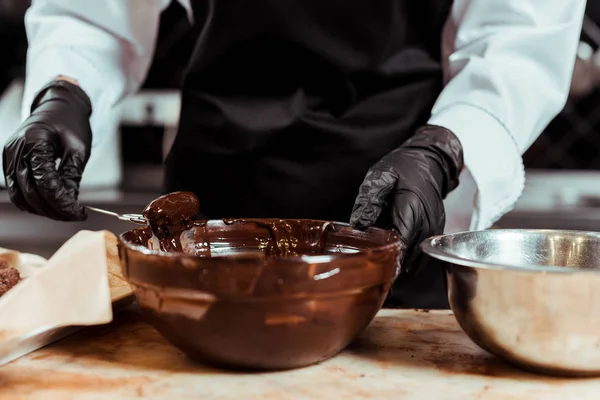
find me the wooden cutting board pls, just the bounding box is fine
[103,231,134,302]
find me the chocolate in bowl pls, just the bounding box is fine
[118,219,401,370]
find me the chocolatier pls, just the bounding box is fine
[4,0,582,309]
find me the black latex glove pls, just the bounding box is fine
[3,79,92,221]
[350,125,464,275]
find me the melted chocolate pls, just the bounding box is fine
[192,221,212,258]
[142,192,335,257]
[223,219,334,257]
[142,191,200,252]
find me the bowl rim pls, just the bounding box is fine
[421,228,600,274]
[119,219,402,264]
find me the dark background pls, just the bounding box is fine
[1,0,599,170]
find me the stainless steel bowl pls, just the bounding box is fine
[421,229,600,376]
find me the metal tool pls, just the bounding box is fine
[421,229,600,377]
[86,206,146,225]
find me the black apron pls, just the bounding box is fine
[165,0,453,309]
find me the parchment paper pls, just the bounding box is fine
[0,230,131,333]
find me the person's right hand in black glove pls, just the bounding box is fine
[2,78,92,221]
[351,126,464,274]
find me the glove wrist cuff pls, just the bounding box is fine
[408,124,464,196]
[31,79,93,117]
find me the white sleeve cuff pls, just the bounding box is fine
[22,46,121,149]
[429,103,525,230]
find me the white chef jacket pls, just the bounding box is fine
[20,0,585,232]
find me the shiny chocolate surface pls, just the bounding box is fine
[142,191,200,252]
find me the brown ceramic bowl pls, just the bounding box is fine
[118,219,401,370]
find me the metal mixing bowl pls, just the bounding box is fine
[421,229,600,376]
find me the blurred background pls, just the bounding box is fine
[0,1,599,257]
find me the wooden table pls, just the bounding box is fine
[1,309,598,399]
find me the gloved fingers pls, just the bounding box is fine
[58,151,87,219]
[59,151,85,191]
[16,139,70,220]
[27,142,87,221]
[391,188,447,277]
[3,135,38,215]
[390,190,421,265]
[350,164,398,230]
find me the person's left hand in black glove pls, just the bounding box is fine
[350,125,464,276]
